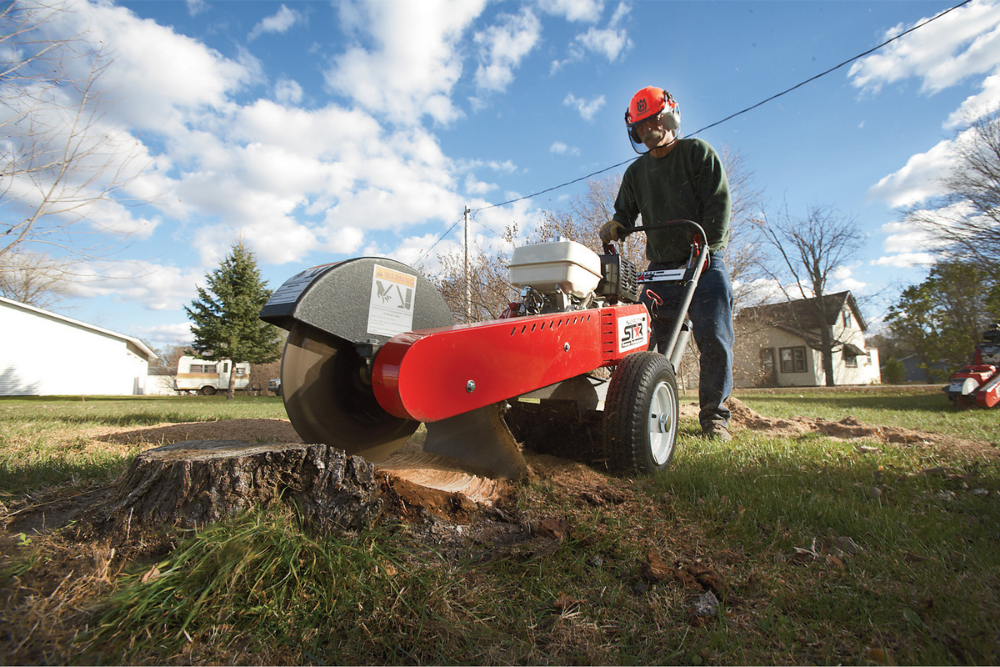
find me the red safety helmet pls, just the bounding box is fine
[624,86,680,154]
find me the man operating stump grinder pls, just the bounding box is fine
[601,86,734,441]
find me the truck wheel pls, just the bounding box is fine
[200,386,217,396]
[603,351,679,475]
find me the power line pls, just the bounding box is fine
[691,0,972,135]
[418,0,972,257]
[414,216,463,266]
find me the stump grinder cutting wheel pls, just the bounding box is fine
[260,221,710,480]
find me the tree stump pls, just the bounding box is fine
[88,440,384,541]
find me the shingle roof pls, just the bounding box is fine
[736,291,870,353]
[738,291,866,331]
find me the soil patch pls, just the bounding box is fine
[724,397,999,461]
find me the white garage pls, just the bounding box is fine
[0,296,157,396]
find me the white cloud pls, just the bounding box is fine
[135,322,195,347]
[325,0,487,126]
[65,260,206,312]
[873,253,936,268]
[537,0,605,23]
[26,0,547,320]
[854,0,1000,278]
[549,2,630,73]
[837,277,868,293]
[849,0,1000,95]
[473,9,542,94]
[575,25,631,62]
[274,78,303,105]
[57,1,259,134]
[464,173,496,195]
[550,141,580,155]
[248,4,305,41]
[563,92,606,120]
[867,138,954,207]
[487,159,518,174]
[830,265,867,293]
[185,0,208,17]
[947,71,1000,126]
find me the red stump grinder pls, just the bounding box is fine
[259,221,708,480]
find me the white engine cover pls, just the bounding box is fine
[508,240,602,298]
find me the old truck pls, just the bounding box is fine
[175,355,251,395]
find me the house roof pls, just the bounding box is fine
[738,291,868,332]
[736,291,870,353]
[0,296,157,361]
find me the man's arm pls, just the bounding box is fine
[612,173,639,229]
[697,145,731,252]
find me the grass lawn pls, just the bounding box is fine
[1,388,998,665]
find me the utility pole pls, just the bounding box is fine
[464,205,471,323]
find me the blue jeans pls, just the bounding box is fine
[640,253,734,429]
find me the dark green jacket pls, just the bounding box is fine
[612,137,731,263]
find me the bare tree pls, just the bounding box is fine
[0,249,70,307]
[754,204,865,386]
[427,224,521,323]
[147,344,189,377]
[0,1,148,305]
[718,144,768,308]
[902,107,1000,281]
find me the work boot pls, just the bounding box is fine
[702,423,732,442]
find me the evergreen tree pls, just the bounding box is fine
[186,240,282,400]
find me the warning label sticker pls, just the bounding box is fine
[367,264,417,337]
[617,312,648,353]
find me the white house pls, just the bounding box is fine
[0,296,157,396]
[734,291,881,387]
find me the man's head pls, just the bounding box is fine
[625,86,680,154]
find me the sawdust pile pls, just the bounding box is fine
[723,396,998,460]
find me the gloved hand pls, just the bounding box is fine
[599,219,625,244]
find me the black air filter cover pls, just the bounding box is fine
[597,254,641,303]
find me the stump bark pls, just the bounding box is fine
[90,440,384,540]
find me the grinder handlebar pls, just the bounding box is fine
[601,219,709,256]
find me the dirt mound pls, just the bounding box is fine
[726,396,998,460]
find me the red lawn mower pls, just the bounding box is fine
[944,323,1000,409]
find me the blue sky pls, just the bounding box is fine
[8,0,1000,349]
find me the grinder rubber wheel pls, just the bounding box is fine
[603,351,679,474]
[281,322,418,461]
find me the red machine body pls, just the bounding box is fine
[945,324,1000,408]
[372,303,649,422]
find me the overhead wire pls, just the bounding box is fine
[414,215,464,265]
[416,0,972,259]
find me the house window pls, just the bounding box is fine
[761,348,775,375]
[844,351,858,368]
[779,346,807,373]
[842,310,852,328]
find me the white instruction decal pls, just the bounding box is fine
[367,264,417,337]
[618,313,648,353]
[266,264,335,306]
